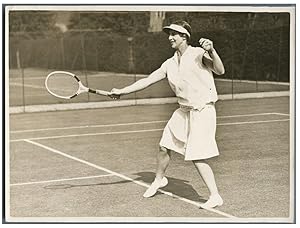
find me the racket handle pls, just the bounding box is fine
[88,88,109,96]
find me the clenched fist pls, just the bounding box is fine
[199,38,215,53]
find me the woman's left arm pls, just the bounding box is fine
[200,38,225,75]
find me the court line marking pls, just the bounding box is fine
[271,112,290,116]
[217,119,290,126]
[10,119,289,142]
[10,82,45,90]
[10,112,289,133]
[11,82,75,94]
[10,174,115,186]
[22,139,237,219]
[218,112,290,117]
[11,120,166,133]
[11,128,163,142]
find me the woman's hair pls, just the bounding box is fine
[172,20,192,41]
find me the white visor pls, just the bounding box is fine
[163,24,191,38]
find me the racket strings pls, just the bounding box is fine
[46,72,79,98]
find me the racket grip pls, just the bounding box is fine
[88,88,109,96]
[88,88,98,94]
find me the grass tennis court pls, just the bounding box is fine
[7,96,292,222]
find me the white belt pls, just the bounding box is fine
[180,102,215,112]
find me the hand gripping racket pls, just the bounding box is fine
[45,71,109,99]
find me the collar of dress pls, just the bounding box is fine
[172,45,191,65]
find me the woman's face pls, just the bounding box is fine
[168,30,185,49]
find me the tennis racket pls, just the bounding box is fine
[45,71,110,99]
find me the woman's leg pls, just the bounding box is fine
[193,159,223,208]
[155,146,171,179]
[143,146,171,198]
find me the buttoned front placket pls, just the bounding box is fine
[173,48,190,94]
[174,51,181,71]
[170,52,182,94]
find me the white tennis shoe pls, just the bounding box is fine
[200,194,223,209]
[143,177,168,198]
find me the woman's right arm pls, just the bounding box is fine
[110,67,166,96]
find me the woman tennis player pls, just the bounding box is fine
[109,21,225,209]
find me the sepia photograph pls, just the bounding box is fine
[3,4,295,223]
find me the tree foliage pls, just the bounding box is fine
[9,11,59,38]
[68,12,149,35]
[9,11,290,36]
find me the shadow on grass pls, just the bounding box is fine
[43,171,206,203]
[133,171,206,203]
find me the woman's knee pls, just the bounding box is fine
[193,159,210,168]
[159,146,170,156]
